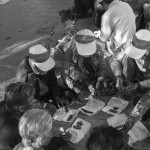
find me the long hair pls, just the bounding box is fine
[19,109,52,150]
[0,82,35,116]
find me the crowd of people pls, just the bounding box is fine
[0,0,150,150]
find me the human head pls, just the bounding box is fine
[74,29,96,56]
[86,125,125,150]
[29,44,55,74]
[125,29,150,60]
[19,109,52,150]
[2,82,41,117]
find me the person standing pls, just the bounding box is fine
[94,0,136,90]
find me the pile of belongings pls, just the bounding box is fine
[97,77,118,96]
[59,8,77,23]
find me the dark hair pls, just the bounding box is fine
[0,82,35,116]
[86,125,125,150]
[103,0,113,4]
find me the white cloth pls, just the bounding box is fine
[100,0,136,51]
[99,0,136,76]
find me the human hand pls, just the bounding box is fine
[78,91,85,102]
[125,83,141,94]
[55,96,69,108]
[94,30,101,38]
[116,75,124,91]
[61,132,72,142]
[96,77,104,89]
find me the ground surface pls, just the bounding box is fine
[0,0,74,82]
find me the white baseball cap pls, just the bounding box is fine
[75,29,96,56]
[125,30,150,59]
[29,44,55,71]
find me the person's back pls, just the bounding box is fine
[101,0,136,49]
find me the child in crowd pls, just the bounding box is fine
[13,109,53,150]
[86,125,133,150]
[13,109,73,150]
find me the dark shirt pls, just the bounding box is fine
[0,113,21,150]
[16,56,61,103]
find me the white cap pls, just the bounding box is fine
[29,44,55,71]
[125,30,150,59]
[75,29,96,56]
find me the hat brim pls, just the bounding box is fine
[34,56,55,71]
[125,44,147,59]
[75,41,96,56]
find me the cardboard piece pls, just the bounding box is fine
[108,97,129,110]
[102,105,122,115]
[53,107,79,122]
[128,121,150,145]
[79,98,105,116]
[102,97,129,115]
[107,113,128,128]
[67,118,91,143]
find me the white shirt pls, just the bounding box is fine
[100,0,136,52]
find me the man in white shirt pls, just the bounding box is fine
[95,0,136,90]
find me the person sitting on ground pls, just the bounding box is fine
[14,109,73,150]
[86,125,133,150]
[94,0,136,91]
[0,82,40,150]
[16,44,66,107]
[122,29,150,121]
[0,83,71,150]
[0,82,57,118]
[61,29,109,100]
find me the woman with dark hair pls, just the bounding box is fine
[1,82,41,118]
[86,125,133,150]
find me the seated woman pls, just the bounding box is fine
[0,83,70,150]
[14,109,72,150]
[86,125,133,150]
[16,44,66,107]
[14,109,52,150]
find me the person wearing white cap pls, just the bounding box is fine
[94,0,136,91]
[123,29,150,122]
[61,29,108,100]
[16,44,65,107]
